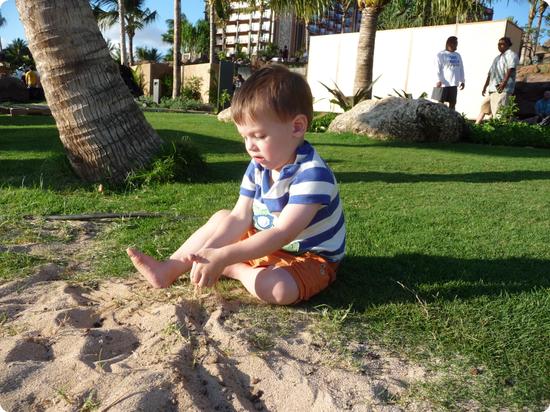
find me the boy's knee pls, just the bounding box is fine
[255,270,299,305]
[209,209,231,223]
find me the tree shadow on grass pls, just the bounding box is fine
[157,129,244,155]
[313,140,550,159]
[0,115,56,127]
[335,170,550,184]
[0,129,248,189]
[308,254,550,311]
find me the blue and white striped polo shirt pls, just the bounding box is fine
[239,141,346,262]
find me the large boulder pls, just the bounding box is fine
[0,76,29,103]
[217,106,232,123]
[328,97,465,142]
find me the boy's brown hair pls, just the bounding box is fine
[231,64,313,127]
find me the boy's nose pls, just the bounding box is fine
[245,139,257,151]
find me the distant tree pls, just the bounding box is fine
[162,17,209,60]
[173,0,181,98]
[4,38,34,69]
[0,11,6,51]
[135,46,162,62]
[92,0,158,65]
[118,0,128,65]
[207,0,233,62]
[378,0,491,29]
[533,1,548,55]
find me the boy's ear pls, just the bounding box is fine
[292,114,308,136]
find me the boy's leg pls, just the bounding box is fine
[222,263,299,305]
[128,210,233,288]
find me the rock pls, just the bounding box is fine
[217,107,232,123]
[0,76,29,103]
[328,97,464,143]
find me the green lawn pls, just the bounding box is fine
[1,112,549,409]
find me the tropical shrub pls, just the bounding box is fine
[181,76,203,101]
[320,78,378,111]
[309,112,338,133]
[467,121,550,148]
[126,139,207,187]
[466,96,550,148]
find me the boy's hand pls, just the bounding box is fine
[189,248,226,288]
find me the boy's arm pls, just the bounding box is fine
[190,202,321,287]
[202,195,253,249]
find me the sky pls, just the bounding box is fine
[0,0,547,53]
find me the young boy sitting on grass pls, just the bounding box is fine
[127,64,345,305]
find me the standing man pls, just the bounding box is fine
[435,36,465,110]
[475,37,519,124]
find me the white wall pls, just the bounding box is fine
[307,20,522,119]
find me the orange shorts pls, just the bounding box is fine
[243,231,340,303]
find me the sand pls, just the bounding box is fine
[0,220,428,411]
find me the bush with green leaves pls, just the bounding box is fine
[466,96,550,148]
[467,121,550,148]
[126,139,207,187]
[309,112,338,133]
[320,77,379,112]
[182,76,203,101]
[258,42,279,61]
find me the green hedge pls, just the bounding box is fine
[466,121,550,149]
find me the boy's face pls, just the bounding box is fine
[236,112,307,172]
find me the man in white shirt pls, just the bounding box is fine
[475,37,519,124]
[435,36,465,110]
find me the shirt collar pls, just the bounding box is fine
[278,140,313,178]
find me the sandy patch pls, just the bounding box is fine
[0,221,428,411]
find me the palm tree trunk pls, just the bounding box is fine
[128,31,135,65]
[118,0,127,65]
[533,2,548,57]
[173,0,181,98]
[248,11,253,55]
[258,3,264,51]
[209,1,216,63]
[522,0,539,64]
[15,0,162,183]
[354,6,381,97]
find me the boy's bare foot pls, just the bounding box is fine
[126,248,187,289]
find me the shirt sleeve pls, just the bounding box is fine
[288,166,335,206]
[458,53,465,83]
[239,160,257,198]
[436,52,445,83]
[505,51,518,70]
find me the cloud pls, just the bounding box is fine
[0,0,8,8]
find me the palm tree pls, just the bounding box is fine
[15,0,162,183]
[269,0,330,54]
[521,0,539,63]
[3,38,33,69]
[162,17,210,60]
[92,0,158,65]
[135,46,162,62]
[173,0,181,98]
[0,11,6,51]
[533,0,548,57]
[118,0,128,65]
[206,0,233,62]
